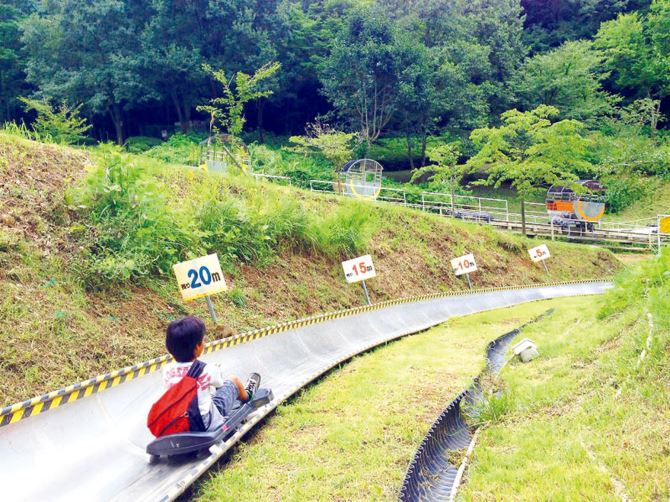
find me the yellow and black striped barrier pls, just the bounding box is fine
[0,279,608,428]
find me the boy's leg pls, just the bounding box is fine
[212,374,262,418]
[211,380,241,418]
[230,376,248,402]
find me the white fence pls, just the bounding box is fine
[309,180,408,205]
[251,173,292,185]
[306,179,670,251]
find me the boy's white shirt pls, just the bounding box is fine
[162,361,225,424]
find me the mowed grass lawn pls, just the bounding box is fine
[196,299,566,501]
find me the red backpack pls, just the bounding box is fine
[147,360,207,437]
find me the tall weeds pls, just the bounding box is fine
[599,249,669,376]
[69,147,372,289]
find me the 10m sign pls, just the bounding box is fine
[451,253,477,276]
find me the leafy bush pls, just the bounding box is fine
[250,142,334,188]
[288,122,358,173]
[19,97,91,145]
[314,202,373,258]
[603,175,651,213]
[249,144,284,173]
[588,130,670,178]
[259,197,315,251]
[198,198,270,265]
[145,133,202,165]
[124,136,162,153]
[70,146,201,288]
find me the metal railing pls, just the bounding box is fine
[307,179,669,252]
[308,180,407,205]
[251,173,292,185]
[419,192,510,223]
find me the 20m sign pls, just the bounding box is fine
[173,254,227,302]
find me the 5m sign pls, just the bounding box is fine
[173,254,227,302]
[342,255,376,283]
[451,253,477,276]
[528,244,551,263]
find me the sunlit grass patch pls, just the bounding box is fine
[461,262,670,501]
[196,299,571,501]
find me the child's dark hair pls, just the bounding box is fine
[166,316,206,362]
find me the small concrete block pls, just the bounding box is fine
[512,338,539,363]
[519,346,539,363]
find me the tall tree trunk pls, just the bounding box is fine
[170,90,191,133]
[420,134,428,167]
[405,134,415,170]
[257,99,265,143]
[183,100,191,131]
[109,104,124,145]
[651,99,661,140]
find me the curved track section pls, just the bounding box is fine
[0,282,609,501]
[399,316,548,501]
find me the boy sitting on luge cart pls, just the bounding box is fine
[148,316,260,436]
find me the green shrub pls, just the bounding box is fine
[227,287,247,307]
[198,198,270,265]
[124,136,162,153]
[259,197,315,251]
[603,175,651,213]
[249,142,334,188]
[249,144,284,173]
[19,97,91,145]
[474,391,516,426]
[70,146,201,288]
[145,133,202,165]
[314,202,373,258]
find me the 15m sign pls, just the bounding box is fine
[342,255,376,283]
[173,254,227,302]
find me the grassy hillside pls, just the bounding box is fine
[0,134,620,406]
[609,180,670,223]
[461,252,670,500]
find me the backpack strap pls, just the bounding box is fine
[186,360,206,379]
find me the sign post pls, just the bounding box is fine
[658,215,670,256]
[528,244,551,274]
[173,253,227,323]
[342,254,376,305]
[451,253,477,289]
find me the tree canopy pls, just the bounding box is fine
[467,105,592,199]
[1,0,667,145]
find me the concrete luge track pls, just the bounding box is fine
[0,282,610,501]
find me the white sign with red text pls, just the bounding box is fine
[342,255,376,283]
[451,253,478,276]
[528,244,551,263]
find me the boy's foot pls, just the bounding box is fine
[245,373,261,401]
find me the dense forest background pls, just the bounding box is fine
[1,0,666,145]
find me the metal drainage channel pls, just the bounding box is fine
[399,315,547,501]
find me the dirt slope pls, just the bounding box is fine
[0,135,621,405]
